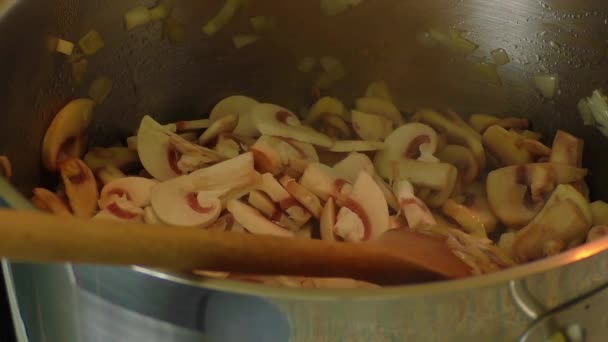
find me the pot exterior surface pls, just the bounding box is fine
[2,0,608,341]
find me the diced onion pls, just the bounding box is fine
[203,0,242,35]
[586,90,608,136]
[491,48,510,66]
[149,5,168,20]
[250,16,277,31]
[71,59,88,83]
[88,76,113,104]
[534,74,558,99]
[55,39,74,56]
[124,6,152,31]
[78,30,105,55]
[232,34,259,49]
[448,30,478,54]
[298,57,317,73]
[321,0,363,16]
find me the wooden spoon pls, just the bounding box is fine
[0,209,471,285]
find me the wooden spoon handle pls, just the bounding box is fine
[0,209,458,285]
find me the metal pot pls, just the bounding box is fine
[2,0,608,341]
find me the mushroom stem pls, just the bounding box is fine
[394,180,436,229]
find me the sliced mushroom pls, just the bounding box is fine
[227,199,294,237]
[251,103,333,147]
[416,109,486,169]
[305,96,347,125]
[394,180,436,229]
[497,231,515,257]
[482,125,550,166]
[83,147,139,172]
[468,114,529,134]
[317,114,352,140]
[165,119,211,133]
[31,188,72,216]
[96,166,127,185]
[351,110,393,141]
[587,225,608,242]
[214,134,241,159]
[207,213,246,233]
[388,159,458,192]
[99,177,157,209]
[355,97,403,126]
[436,145,479,185]
[198,114,238,145]
[441,200,487,238]
[248,190,302,231]
[94,197,144,222]
[150,152,260,227]
[333,172,390,242]
[0,155,12,179]
[250,135,318,176]
[209,95,259,137]
[295,223,313,239]
[365,81,393,102]
[327,140,386,153]
[279,176,323,219]
[590,201,608,226]
[374,123,439,178]
[143,206,162,224]
[258,173,311,226]
[450,182,498,234]
[372,174,400,212]
[550,130,583,166]
[513,184,592,262]
[487,163,588,227]
[512,129,542,141]
[300,162,352,203]
[59,158,99,218]
[320,197,337,241]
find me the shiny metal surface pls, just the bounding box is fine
[3,0,608,341]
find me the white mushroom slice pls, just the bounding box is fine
[84,147,139,172]
[483,125,550,166]
[513,184,592,262]
[351,110,393,142]
[374,123,439,178]
[416,109,486,169]
[258,173,311,225]
[436,145,479,185]
[251,103,333,147]
[99,177,158,209]
[417,167,458,208]
[279,176,323,219]
[449,182,498,234]
[388,160,458,191]
[320,197,337,241]
[165,119,211,133]
[487,163,588,227]
[227,200,294,237]
[300,163,352,203]
[373,174,400,212]
[31,188,72,216]
[96,166,127,185]
[328,140,385,152]
[394,180,436,229]
[334,172,390,241]
[590,201,608,226]
[365,81,393,102]
[587,225,608,242]
[355,97,403,126]
[198,114,238,145]
[94,197,144,222]
[209,95,259,137]
[250,135,319,175]
[214,134,241,159]
[143,206,162,224]
[42,98,96,171]
[317,114,352,140]
[248,190,302,231]
[59,158,99,218]
[305,96,347,125]
[497,232,515,257]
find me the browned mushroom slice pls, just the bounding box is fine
[436,145,479,185]
[487,163,588,227]
[227,199,294,237]
[447,182,499,234]
[482,125,550,166]
[468,114,529,134]
[258,173,311,226]
[587,225,608,242]
[513,184,592,262]
[95,166,127,185]
[247,190,302,231]
[59,158,99,218]
[0,155,12,179]
[320,197,337,241]
[279,176,323,219]
[42,98,96,171]
[84,147,139,172]
[549,130,587,195]
[305,96,347,125]
[99,177,158,209]
[31,188,72,216]
[394,180,436,229]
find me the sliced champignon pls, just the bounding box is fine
[587,225,608,242]
[94,197,144,222]
[355,97,403,126]
[214,134,241,159]
[320,197,337,241]
[417,167,458,209]
[143,206,162,224]
[250,135,318,176]
[513,184,592,262]
[165,119,211,133]
[42,98,96,171]
[442,200,487,238]
[59,158,99,218]
[0,155,12,179]
[327,140,386,153]
[394,180,436,229]
[436,145,479,185]
[258,173,312,226]
[207,213,246,233]
[449,182,498,234]
[31,188,72,216]
[365,81,393,102]
[374,123,439,179]
[251,103,333,147]
[209,95,259,137]
[248,190,302,231]
[482,125,551,166]
[497,232,516,257]
[590,201,608,226]
[317,114,352,140]
[150,152,260,227]
[373,174,400,212]
[468,114,529,134]
[351,110,393,141]
[83,147,139,172]
[305,96,347,125]
[333,171,390,242]
[96,166,127,185]
[388,159,458,192]
[99,177,158,209]
[300,162,352,203]
[227,199,294,237]
[198,114,238,145]
[416,109,486,169]
[279,176,323,219]
[487,163,588,227]
[550,130,583,166]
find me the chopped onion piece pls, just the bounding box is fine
[298,57,317,73]
[88,76,113,104]
[472,62,501,85]
[124,6,152,31]
[321,0,363,16]
[232,34,259,49]
[577,98,596,126]
[203,0,242,35]
[585,90,608,136]
[534,74,558,99]
[250,16,277,31]
[71,59,88,83]
[78,30,104,55]
[149,5,168,20]
[491,48,510,66]
[448,30,478,54]
[55,39,74,56]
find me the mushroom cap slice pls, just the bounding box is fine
[355,97,403,126]
[385,159,458,191]
[137,115,182,181]
[250,135,319,175]
[550,130,583,167]
[394,180,436,229]
[351,110,393,142]
[482,125,536,166]
[487,163,588,227]
[300,162,351,203]
[251,103,334,147]
[374,123,439,178]
[209,95,259,137]
[198,114,238,145]
[279,176,323,219]
[227,199,294,237]
[305,96,347,125]
[513,184,592,262]
[59,158,99,218]
[320,197,337,241]
[94,197,144,222]
[436,145,479,185]
[99,177,158,209]
[42,98,96,171]
[247,190,302,231]
[258,173,311,225]
[328,140,386,152]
